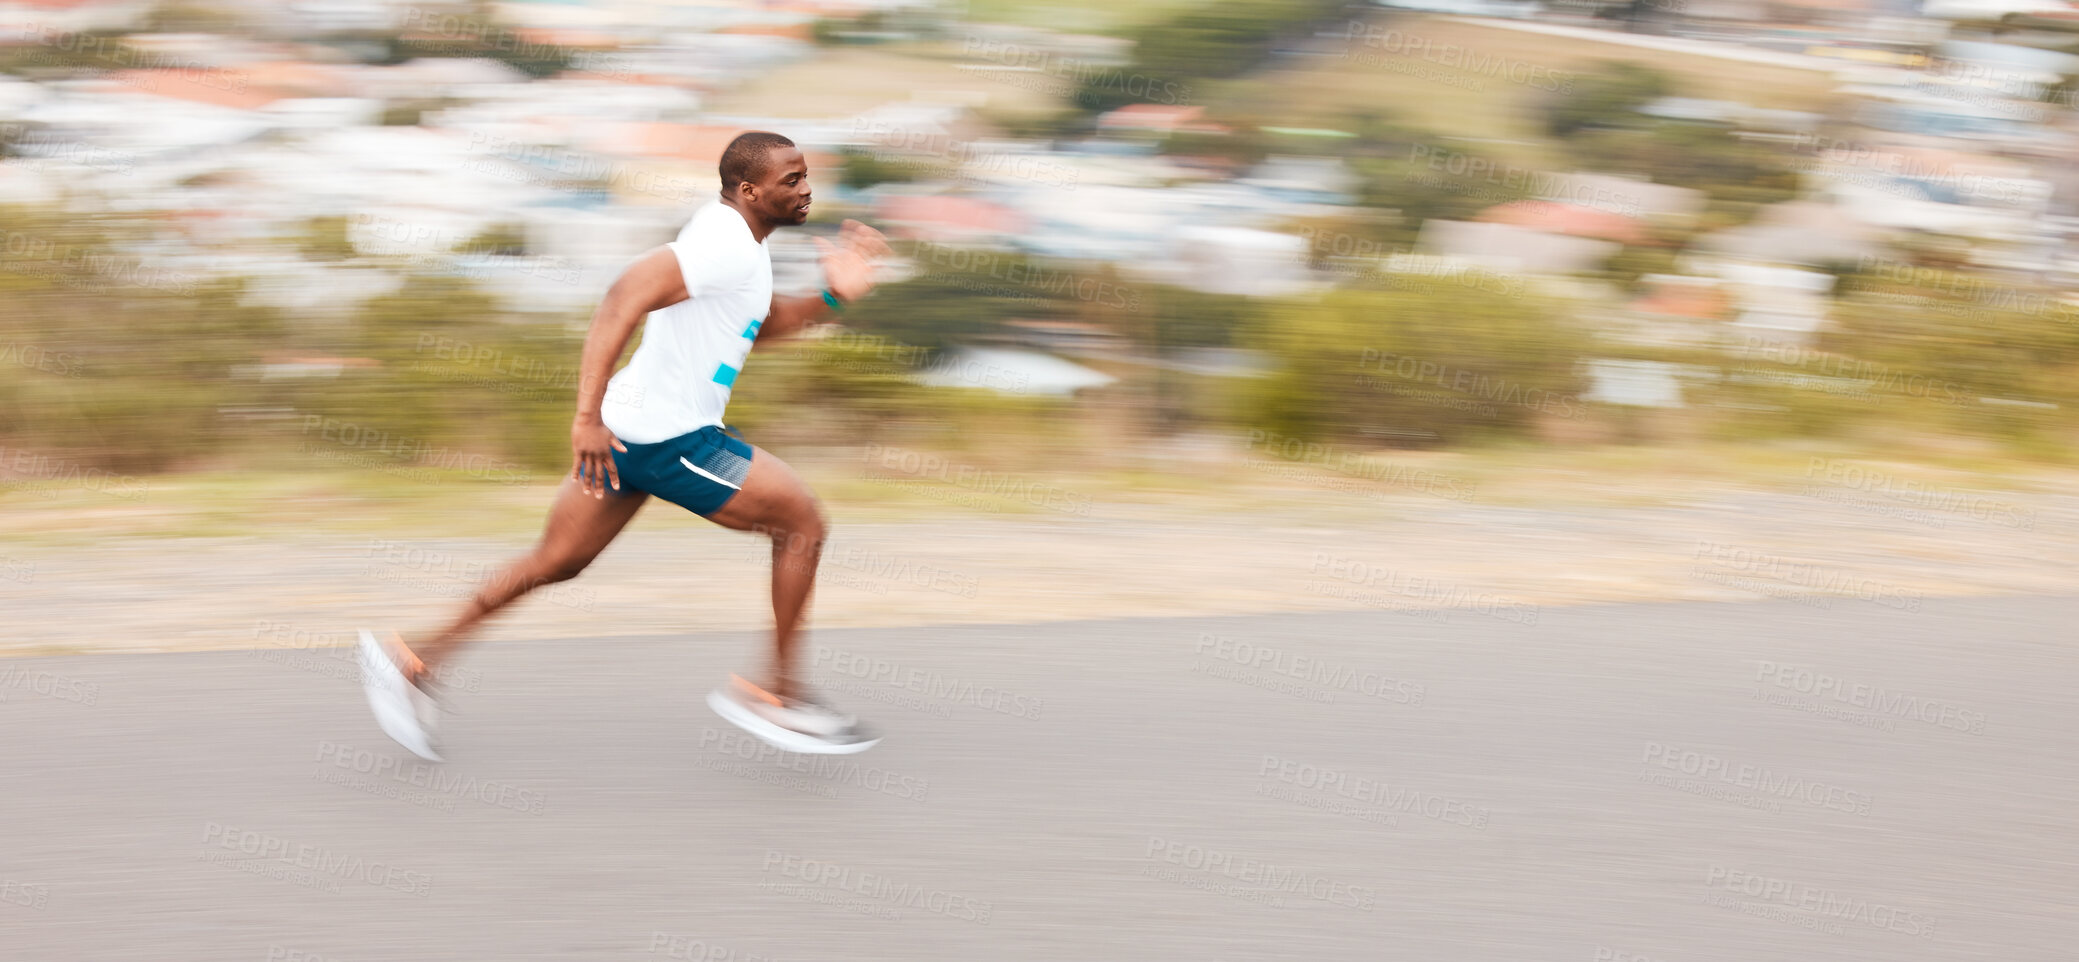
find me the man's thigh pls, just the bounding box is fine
[703,444,821,536]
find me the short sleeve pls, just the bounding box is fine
[665,238,732,299]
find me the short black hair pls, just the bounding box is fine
[719,131,796,191]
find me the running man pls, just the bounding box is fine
[358,131,893,761]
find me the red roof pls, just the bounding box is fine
[1476,200,1647,245]
[1098,104,1224,134]
[106,70,281,111]
[875,195,1026,237]
[1629,280,1730,320]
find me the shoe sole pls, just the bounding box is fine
[358,629,443,762]
[706,690,883,755]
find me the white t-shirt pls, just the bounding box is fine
[601,202,773,444]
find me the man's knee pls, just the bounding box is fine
[761,505,826,554]
[532,551,594,586]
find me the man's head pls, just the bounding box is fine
[719,131,810,229]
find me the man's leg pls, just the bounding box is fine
[702,445,825,700]
[407,477,648,679]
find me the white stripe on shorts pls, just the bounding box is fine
[679,456,742,490]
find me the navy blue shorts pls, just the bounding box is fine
[596,425,755,517]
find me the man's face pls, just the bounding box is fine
[745,146,811,226]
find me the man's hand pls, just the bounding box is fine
[815,219,892,303]
[570,415,626,499]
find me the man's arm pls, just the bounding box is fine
[754,292,837,348]
[752,220,892,349]
[570,246,689,498]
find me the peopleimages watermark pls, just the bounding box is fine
[1701,864,1936,939]
[266,945,351,962]
[1853,255,2051,312]
[961,36,1194,106]
[1593,948,1670,962]
[461,131,701,204]
[0,228,201,296]
[858,443,1092,517]
[744,528,980,599]
[851,120,1079,190]
[1353,254,1533,301]
[1260,754,1489,830]
[1801,458,2036,532]
[302,416,532,485]
[1691,541,1922,612]
[1406,145,1641,217]
[0,128,137,175]
[1193,632,1426,707]
[1790,136,2038,208]
[1357,349,1580,419]
[699,728,928,801]
[410,333,645,409]
[1738,332,1963,407]
[814,647,1043,720]
[1309,553,1539,626]
[816,330,1029,391]
[315,740,548,815]
[13,24,248,94]
[1,880,49,911]
[0,555,34,585]
[0,340,84,378]
[1340,21,1574,92]
[909,243,1140,310]
[197,822,432,897]
[399,6,635,82]
[362,538,597,612]
[760,851,993,924]
[1241,429,1477,503]
[0,662,101,706]
[248,620,485,693]
[1752,661,1986,735]
[1142,836,1375,912]
[647,933,779,961]
[1640,742,1872,816]
[0,446,147,501]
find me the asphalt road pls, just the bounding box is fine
[4,595,2075,961]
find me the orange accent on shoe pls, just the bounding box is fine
[731,674,784,706]
[386,633,426,681]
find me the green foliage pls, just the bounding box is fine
[1137,284,1263,352]
[842,245,1147,355]
[1565,122,1799,204]
[379,99,450,127]
[0,33,135,75]
[458,222,527,257]
[298,216,357,262]
[1241,283,1590,446]
[1541,60,1671,138]
[1073,0,1345,113]
[143,1,242,33]
[838,148,928,190]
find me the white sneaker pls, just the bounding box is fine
[358,629,442,762]
[707,675,882,755]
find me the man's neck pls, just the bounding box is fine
[720,195,776,243]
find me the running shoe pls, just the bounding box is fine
[358,628,442,762]
[706,675,882,754]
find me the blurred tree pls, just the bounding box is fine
[143,1,243,33]
[1540,60,1670,138]
[459,222,528,257]
[1566,122,1798,204]
[297,216,357,262]
[837,148,929,190]
[1241,282,1589,445]
[1074,0,1348,114]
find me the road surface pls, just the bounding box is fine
[4,595,2075,960]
